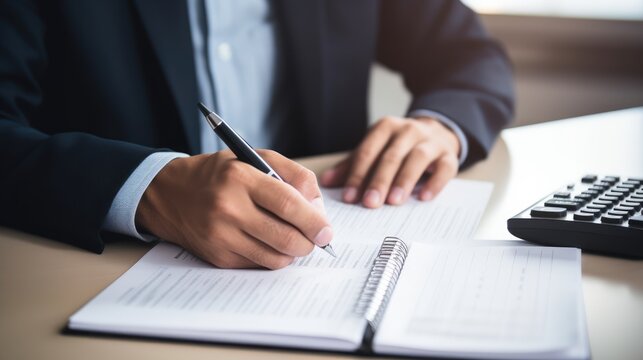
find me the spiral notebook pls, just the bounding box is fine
[68,239,587,359]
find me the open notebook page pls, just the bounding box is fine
[373,243,583,359]
[322,178,492,245]
[69,242,374,351]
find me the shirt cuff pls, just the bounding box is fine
[102,152,189,241]
[408,109,469,166]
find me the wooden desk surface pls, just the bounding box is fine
[1,108,642,360]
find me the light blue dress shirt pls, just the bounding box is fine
[102,0,469,240]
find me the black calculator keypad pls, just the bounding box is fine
[508,174,643,258]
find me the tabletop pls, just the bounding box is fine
[1,108,642,360]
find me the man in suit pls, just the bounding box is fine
[0,0,514,269]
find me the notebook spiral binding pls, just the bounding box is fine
[355,236,409,331]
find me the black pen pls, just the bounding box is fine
[198,103,336,258]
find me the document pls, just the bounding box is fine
[322,178,493,244]
[373,243,587,359]
[70,243,371,350]
[69,179,588,358]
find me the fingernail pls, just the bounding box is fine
[311,196,326,215]
[343,187,358,203]
[313,226,333,246]
[364,189,381,207]
[388,186,405,204]
[420,190,434,201]
[320,169,335,186]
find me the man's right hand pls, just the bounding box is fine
[135,150,333,270]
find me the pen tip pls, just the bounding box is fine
[198,102,212,117]
[323,245,337,258]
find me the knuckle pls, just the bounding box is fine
[221,160,246,182]
[268,256,294,270]
[211,253,237,269]
[382,147,404,163]
[414,144,434,159]
[280,229,301,254]
[302,168,317,184]
[212,196,236,219]
[275,193,295,216]
[440,153,459,168]
[380,116,399,127]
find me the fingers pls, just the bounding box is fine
[362,124,423,208]
[342,117,399,203]
[387,143,438,205]
[250,177,333,247]
[201,230,295,270]
[258,150,322,203]
[419,153,459,201]
[338,116,461,207]
[232,230,296,270]
[241,207,315,257]
[319,156,351,188]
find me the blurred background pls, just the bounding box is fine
[369,0,643,127]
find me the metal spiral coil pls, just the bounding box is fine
[355,236,409,331]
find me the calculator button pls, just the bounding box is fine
[544,199,581,211]
[582,190,600,197]
[630,194,643,200]
[592,200,613,206]
[616,183,637,190]
[586,204,608,212]
[614,187,634,194]
[601,214,624,224]
[622,181,640,186]
[573,212,595,221]
[608,210,629,217]
[609,189,629,196]
[579,208,601,217]
[574,194,593,201]
[614,206,636,215]
[628,215,643,228]
[598,195,619,203]
[602,176,620,183]
[581,175,597,183]
[531,207,567,218]
[604,191,625,199]
[627,177,643,184]
[553,191,571,198]
[589,185,608,192]
[620,201,642,209]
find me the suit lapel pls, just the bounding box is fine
[275,0,328,152]
[133,0,200,153]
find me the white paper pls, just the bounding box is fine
[69,242,371,351]
[69,178,497,352]
[322,178,493,245]
[373,243,584,359]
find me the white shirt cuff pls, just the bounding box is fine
[408,109,469,166]
[102,152,189,241]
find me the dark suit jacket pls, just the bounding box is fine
[0,0,514,253]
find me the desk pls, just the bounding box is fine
[1,108,642,359]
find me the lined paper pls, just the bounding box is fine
[322,179,493,245]
[374,243,582,359]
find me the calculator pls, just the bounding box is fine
[507,175,643,258]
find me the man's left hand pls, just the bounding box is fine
[320,116,461,208]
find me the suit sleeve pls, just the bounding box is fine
[0,0,161,253]
[376,0,515,167]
